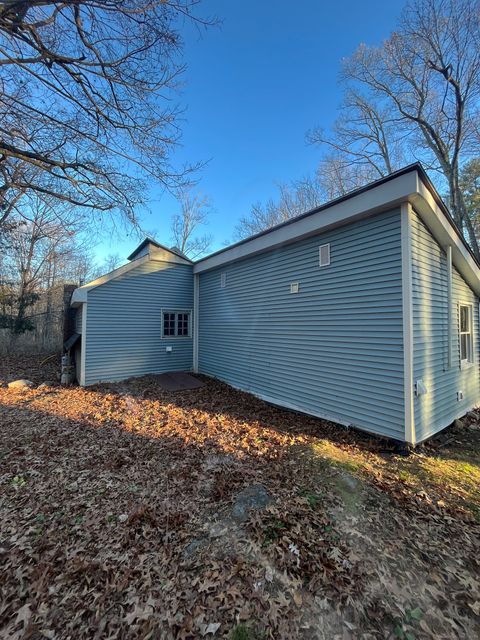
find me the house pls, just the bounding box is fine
[70,164,480,445]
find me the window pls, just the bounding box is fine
[290,282,299,294]
[162,310,191,338]
[319,243,330,267]
[459,304,473,366]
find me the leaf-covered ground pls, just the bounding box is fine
[1,354,479,639]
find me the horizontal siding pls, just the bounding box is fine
[85,261,193,384]
[411,212,480,441]
[199,209,405,440]
[74,306,83,334]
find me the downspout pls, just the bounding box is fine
[446,246,452,369]
[193,273,199,373]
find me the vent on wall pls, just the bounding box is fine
[220,272,227,288]
[290,282,299,294]
[319,243,330,267]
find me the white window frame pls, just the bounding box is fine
[459,303,473,369]
[319,243,330,267]
[161,309,192,339]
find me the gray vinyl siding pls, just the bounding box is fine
[84,261,193,384]
[198,209,405,440]
[411,212,480,441]
[74,306,83,334]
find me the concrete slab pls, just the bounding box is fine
[155,372,204,392]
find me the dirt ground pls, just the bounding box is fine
[0,354,479,639]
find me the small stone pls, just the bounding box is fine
[118,514,128,523]
[454,418,464,429]
[231,484,272,523]
[8,379,34,390]
[38,381,55,389]
[183,538,208,557]
[208,522,228,538]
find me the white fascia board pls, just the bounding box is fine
[410,175,480,296]
[193,170,419,274]
[149,246,192,265]
[70,255,151,306]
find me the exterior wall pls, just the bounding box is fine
[74,306,83,334]
[198,209,406,440]
[84,260,193,384]
[411,212,480,441]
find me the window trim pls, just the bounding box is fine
[319,243,331,267]
[458,302,474,369]
[161,309,192,339]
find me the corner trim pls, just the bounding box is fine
[80,303,87,386]
[447,245,453,368]
[401,202,415,445]
[193,273,199,372]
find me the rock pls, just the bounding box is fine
[454,418,464,429]
[183,537,208,557]
[8,379,34,390]
[231,484,272,523]
[38,381,55,389]
[207,522,228,539]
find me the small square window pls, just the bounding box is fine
[162,310,191,338]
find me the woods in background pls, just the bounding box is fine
[236,0,480,255]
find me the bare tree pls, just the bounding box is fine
[316,0,480,255]
[309,91,407,179]
[170,190,212,259]
[234,176,325,239]
[0,1,213,230]
[0,192,93,333]
[98,253,123,275]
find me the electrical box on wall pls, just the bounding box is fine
[166,346,172,353]
[457,390,464,401]
[290,282,299,294]
[415,380,428,397]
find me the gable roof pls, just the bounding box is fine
[127,238,192,262]
[71,241,192,307]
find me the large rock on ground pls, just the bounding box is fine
[231,484,273,523]
[8,379,34,390]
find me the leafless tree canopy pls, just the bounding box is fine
[311,0,480,255]
[170,190,212,259]
[0,0,210,229]
[234,177,324,240]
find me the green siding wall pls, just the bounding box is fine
[84,260,193,384]
[411,212,480,441]
[198,209,405,440]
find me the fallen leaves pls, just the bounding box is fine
[0,354,479,638]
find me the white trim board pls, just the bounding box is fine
[401,203,415,445]
[71,255,151,305]
[193,273,199,373]
[79,303,87,386]
[194,170,418,273]
[411,175,480,296]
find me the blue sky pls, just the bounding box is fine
[96,0,403,262]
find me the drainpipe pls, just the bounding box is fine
[447,245,452,369]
